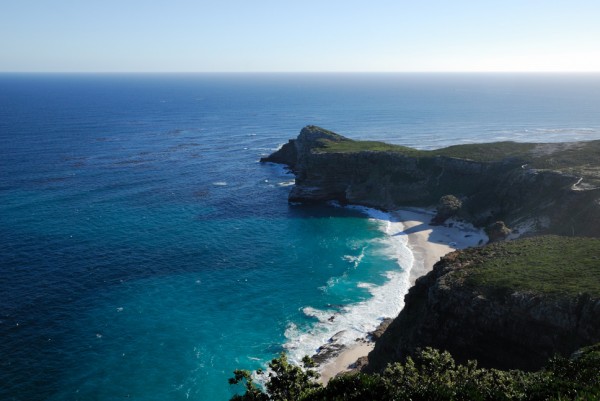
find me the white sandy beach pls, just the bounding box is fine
[318,208,486,383]
[319,342,374,383]
[394,208,486,285]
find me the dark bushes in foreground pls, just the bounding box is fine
[230,344,600,401]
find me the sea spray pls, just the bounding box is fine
[282,205,414,367]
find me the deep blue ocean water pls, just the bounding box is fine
[1,73,600,400]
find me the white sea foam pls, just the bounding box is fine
[341,245,366,269]
[212,181,228,186]
[283,205,414,366]
[277,180,295,187]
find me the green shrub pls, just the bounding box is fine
[230,344,600,401]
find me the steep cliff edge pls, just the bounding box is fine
[262,125,600,237]
[366,236,600,372]
[262,126,600,373]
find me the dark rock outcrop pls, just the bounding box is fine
[485,221,512,242]
[261,139,298,170]
[366,244,600,372]
[369,318,393,341]
[431,194,463,225]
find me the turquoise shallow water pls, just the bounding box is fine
[1,73,600,400]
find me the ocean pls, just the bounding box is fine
[1,73,600,400]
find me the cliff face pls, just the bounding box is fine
[262,125,600,237]
[262,126,600,374]
[367,238,600,372]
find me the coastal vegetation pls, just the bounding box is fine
[315,129,600,180]
[313,127,600,188]
[462,236,600,297]
[367,235,600,372]
[255,127,600,400]
[316,138,429,157]
[230,345,600,400]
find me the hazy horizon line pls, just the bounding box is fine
[2,70,600,75]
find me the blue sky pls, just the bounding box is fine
[1,0,599,72]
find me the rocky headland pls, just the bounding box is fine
[262,125,600,237]
[261,125,600,374]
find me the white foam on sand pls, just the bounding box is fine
[282,205,488,382]
[391,208,488,284]
[283,206,414,367]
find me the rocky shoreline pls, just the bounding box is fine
[261,125,600,377]
[307,205,487,381]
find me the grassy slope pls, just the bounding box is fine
[315,138,429,157]
[315,135,600,184]
[459,236,600,297]
[317,138,534,162]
